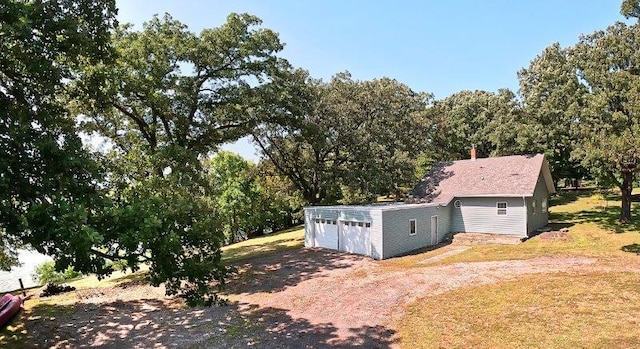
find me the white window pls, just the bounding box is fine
[542,198,548,212]
[497,202,507,215]
[454,200,462,208]
[409,219,417,236]
[532,200,536,215]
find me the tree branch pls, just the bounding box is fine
[113,103,157,149]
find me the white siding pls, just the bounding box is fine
[438,204,452,238]
[451,197,527,236]
[304,208,314,247]
[368,210,383,259]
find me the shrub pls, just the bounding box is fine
[32,261,82,285]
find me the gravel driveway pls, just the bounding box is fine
[20,248,599,348]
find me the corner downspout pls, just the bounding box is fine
[522,196,528,237]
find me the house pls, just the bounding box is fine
[303,151,555,259]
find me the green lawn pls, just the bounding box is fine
[222,226,304,263]
[400,271,640,349]
[397,189,640,348]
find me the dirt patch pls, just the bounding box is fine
[538,230,571,241]
[15,249,620,348]
[418,246,470,263]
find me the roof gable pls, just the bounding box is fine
[408,154,555,204]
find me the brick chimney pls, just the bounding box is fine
[470,144,477,160]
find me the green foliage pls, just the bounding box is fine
[621,0,640,19]
[206,152,304,244]
[569,21,640,222]
[0,0,117,270]
[33,261,82,285]
[425,89,520,163]
[254,71,431,205]
[207,152,262,244]
[66,13,296,303]
[517,42,588,185]
[253,161,305,232]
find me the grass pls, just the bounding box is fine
[397,189,640,348]
[222,225,304,263]
[0,228,305,348]
[430,190,640,264]
[399,271,640,348]
[4,191,640,348]
[0,267,153,348]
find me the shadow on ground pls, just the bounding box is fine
[226,248,364,295]
[622,243,640,255]
[2,298,396,348]
[552,205,640,233]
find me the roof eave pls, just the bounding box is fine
[540,156,556,194]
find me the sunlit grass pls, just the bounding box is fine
[430,190,640,264]
[397,190,640,348]
[399,271,640,348]
[222,226,304,263]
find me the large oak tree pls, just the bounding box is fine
[72,13,296,304]
[517,43,588,187]
[0,0,116,270]
[570,21,640,223]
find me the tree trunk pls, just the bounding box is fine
[248,226,265,238]
[619,171,633,224]
[572,178,580,188]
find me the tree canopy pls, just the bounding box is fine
[0,0,117,270]
[253,72,431,205]
[5,0,640,308]
[570,22,640,222]
[516,43,587,186]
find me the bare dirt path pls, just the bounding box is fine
[18,249,612,348]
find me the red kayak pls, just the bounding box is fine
[0,293,22,327]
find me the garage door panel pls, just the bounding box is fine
[314,219,338,249]
[339,221,370,255]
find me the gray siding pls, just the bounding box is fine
[438,204,452,238]
[527,173,550,233]
[381,205,449,259]
[451,197,527,236]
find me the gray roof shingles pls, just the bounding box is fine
[409,154,547,204]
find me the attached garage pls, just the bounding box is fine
[304,203,447,259]
[339,221,371,255]
[313,218,338,249]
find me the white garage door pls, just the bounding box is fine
[339,221,370,256]
[314,218,338,249]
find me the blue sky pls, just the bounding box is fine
[115,0,626,160]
